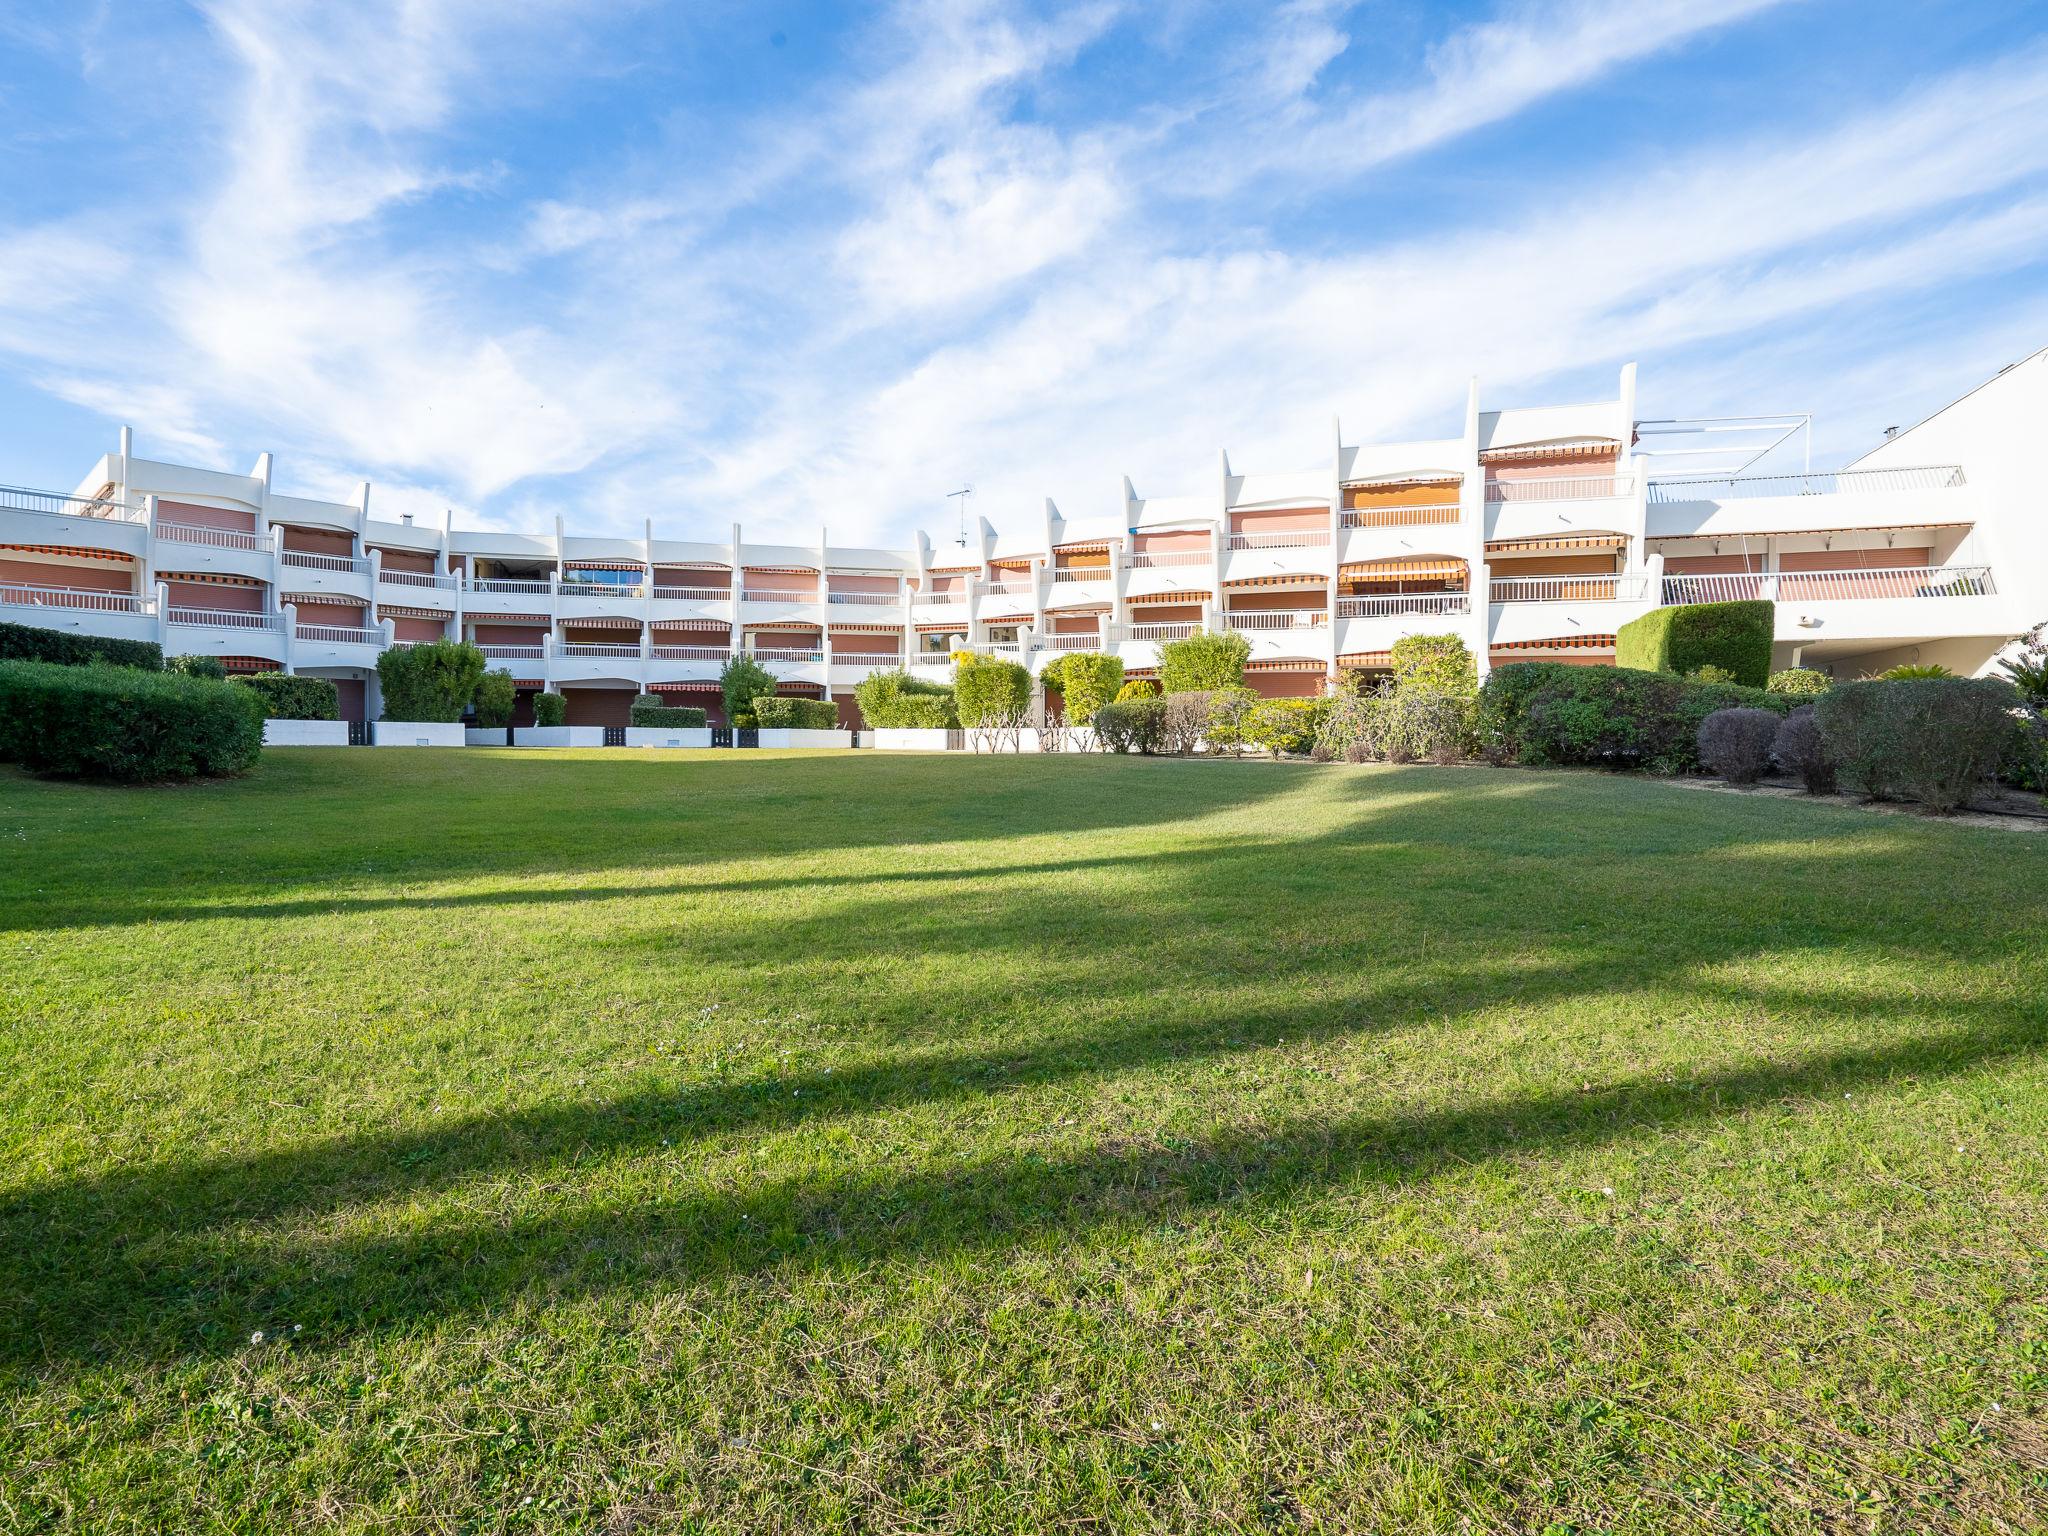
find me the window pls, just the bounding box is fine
[919,631,963,655]
[561,567,643,588]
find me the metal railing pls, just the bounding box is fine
[1662,565,1996,605]
[753,647,823,663]
[1489,574,1649,603]
[466,578,553,594]
[1484,475,1632,503]
[975,579,1036,596]
[1224,611,1329,630]
[0,484,145,522]
[297,623,382,645]
[1341,502,1461,529]
[0,582,150,614]
[379,568,457,589]
[1128,550,1211,567]
[832,650,904,665]
[651,645,730,661]
[282,549,369,574]
[556,642,641,658]
[1050,566,1112,582]
[741,588,818,603]
[166,607,283,630]
[652,585,731,601]
[1039,634,1103,651]
[157,520,267,550]
[477,644,545,659]
[1336,592,1471,618]
[915,591,970,604]
[827,590,903,605]
[561,582,646,599]
[1646,464,1967,503]
[1226,530,1332,550]
[1114,621,1198,642]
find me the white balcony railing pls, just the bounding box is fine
[477,644,545,660]
[652,585,731,602]
[1489,574,1649,603]
[827,591,903,605]
[1662,565,1996,605]
[753,647,824,662]
[916,591,970,605]
[651,645,730,661]
[742,588,818,604]
[0,582,150,614]
[556,642,641,658]
[1336,592,1472,619]
[1050,567,1112,582]
[166,607,283,631]
[1340,503,1461,529]
[833,651,904,666]
[1646,465,1967,503]
[1,484,146,522]
[561,582,646,599]
[975,579,1036,596]
[282,549,369,575]
[1226,531,1332,550]
[466,578,553,594]
[379,568,458,590]
[1038,634,1103,651]
[297,623,382,646]
[1128,550,1212,568]
[157,520,267,551]
[1484,476,1632,503]
[1224,611,1329,630]
[1113,621,1199,642]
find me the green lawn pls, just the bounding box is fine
[3,749,2047,1533]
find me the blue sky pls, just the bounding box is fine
[2,0,2045,547]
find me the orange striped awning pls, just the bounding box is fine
[655,560,730,570]
[1,543,133,561]
[650,680,724,692]
[1339,558,1466,580]
[1122,666,1159,679]
[651,617,729,631]
[1128,588,1209,604]
[378,604,449,621]
[980,609,1033,623]
[1223,573,1326,589]
[219,656,277,673]
[1337,651,1392,668]
[828,622,904,634]
[1052,540,1111,555]
[1491,634,1617,652]
[914,621,970,633]
[742,564,819,576]
[1342,472,1461,490]
[561,615,640,630]
[1244,659,1329,673]
[1479,439,1618,462]
[163,571,263,587]
[564,559,645,571]
[1484,533,1629,554]
[480,612,549,624]
[285,591,369,607]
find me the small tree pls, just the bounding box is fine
[1202,685,1260,755]
[851,667,957,729]
[1041,651,1125,725]
[531,690,567,726]
[1160,631,1250,694]
[377,639,486,722]
[1389,633,1477,696]
[720,653,776,726]
[472,670,516,728]
[953,651,1033,751]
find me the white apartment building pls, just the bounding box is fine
[1,354,2037,726]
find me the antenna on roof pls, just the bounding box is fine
[946,486,973,548]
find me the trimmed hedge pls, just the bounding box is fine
[231,672,340,720]
[1159,631,1250,693]
[0,659,261,781]
[1040,652,1124,725]
[1093,697,1164,754]
[472,671,516,728]
[532,691,567,727]
[630,702,707,728]
[167,655,228,680]
[0,620,162,672]
[953,652,1032,730]
[377,639,485,722]
[1814,677,2020,811]
[852,668,958,728]
[1478,662,1795,774]
[752,696,839,730]
[1616,601,1773,688]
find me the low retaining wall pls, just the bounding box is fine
[872,728,953,751]
[755,728,855,749]
[513,726,607,748]
[872,727,1100,752]
[370,721,466,747]
[624,727,715,749]
[464,727,515,746]
[262,719,350,747]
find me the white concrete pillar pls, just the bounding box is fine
[282,602,299,675]
[153,580,170,650]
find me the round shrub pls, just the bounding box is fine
[1114,679,1159,702]
[1040,652,1124,725]
[472,671,517,728]
[377,639,486,722]
[1772,706,1836,795]
[1768,667,1830,696]
[232,672,340,720]
[1093,697,1164,754]
[1697,706,1780,784]
[1159,632,1249,694]
[0,659,261,782]
[1686,664,1737,685]
[1815,677,2020,811]
[1876,663,1953,680]
[531,691,567,727]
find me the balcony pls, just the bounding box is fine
[477,644,546,669]
[1038,634,1103,652]
[163,606,288,660]
[296,622,381,645]
[167,607,284,632]
[753,646,824,663]
[653,584,732,602]
[0,581,152,616]
[379,568,459,592]
[1128,550,1210,568]
[1224,611,1329,631]
[1111,621,1199,642]
[1489,575,1649,604]
[1646,465,1965,503]
[1644,464,1973,543]
[1340,503,1460,529]
[1484,475,1632,503]
[1226,530,1330,551]
[466,577,553,595]
[2,483,147,523]
[281,549,368,575]
[157,520,267,551]
[561,582,646,600]
[650,644,731,662]
[1335,593,1471,619]
[825,591,904,607]
[1661,565,1995,605]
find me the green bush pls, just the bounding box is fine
[719,654,776,725]
[1767,667,1831,696]
[1616,601,1773,688]
[1040,652,1124,725]
[1114,679,1159,702]
[1815,677,2020,811]
[1200,685,1260,755]
[1244,697,1321,755]
[231,672,340,720]
[952,652,1033,729]
[629,703,707,729]
[1158,691,1212,754]
[1159,631,1250,694]
[377,640,486,722]
[1093,697,1164,754]
[0,659,261,782]
[167,655,227,680]
[751,696,839,729]
[1998,623,2046,706]
[1686,664,1737,685]
[472,671,517,728]
[532,691,566,727]
[1876,663,1952,680]
[851,668,958,728]
[1697,706,1780,784]
[1390,634,1477,694]
[1773,706,1836,795]
[0,620,162,671]
[1479,663,1796,775]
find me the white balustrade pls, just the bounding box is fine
[166,607,283,630]
[0,582,149,614]
[1226,530,1332,550]
[297,623,382,645]
[1224,611,1328,630]
[1340,502,1461,529]
[1335,593,1471,618]
[281,549,369,574]
[1483,475,1632,503]
[156,520,266,550]
[1488,574,1648,603]
[1661,566,1995,604]
[1646,465,1966,503]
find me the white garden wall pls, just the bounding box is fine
[624,727,714,749]
[513,726,606,748]
[755,729,854,749]
[371,721,466,747]
[262,719,350,746]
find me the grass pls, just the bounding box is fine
[3,747,2047,1534]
